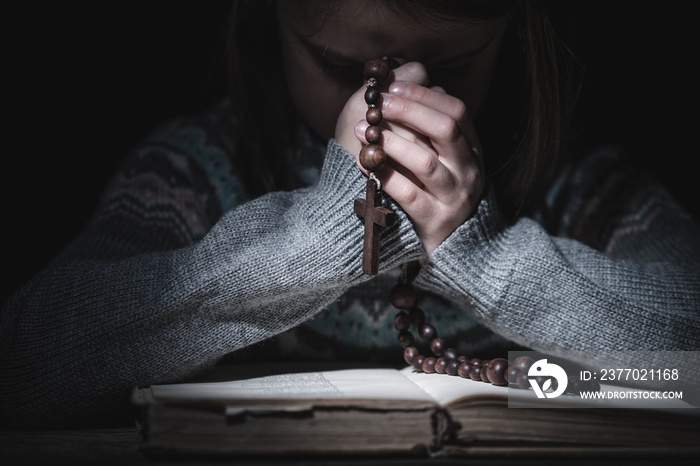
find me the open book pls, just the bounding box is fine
[132,363,700,457]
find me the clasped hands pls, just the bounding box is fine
[336,61,485,257]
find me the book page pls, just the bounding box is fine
[400,366,700,411]
[400,366,508,407]
[148,368,437,407]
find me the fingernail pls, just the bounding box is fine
[381,94,391,110]
[389,81,409,96]
[355,120,369,138]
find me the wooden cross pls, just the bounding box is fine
[354,178,395,275]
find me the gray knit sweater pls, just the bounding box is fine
[2,101,699,427]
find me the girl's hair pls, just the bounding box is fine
[226,0,582,220]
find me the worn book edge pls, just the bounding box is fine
[132,364,700,456]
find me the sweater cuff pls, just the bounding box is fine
[316,139,424,279]
[413,184,507,310]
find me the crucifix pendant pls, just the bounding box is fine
[354,177,395,275]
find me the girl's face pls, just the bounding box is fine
[277,0,508,141]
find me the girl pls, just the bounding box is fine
[2,0,699,428]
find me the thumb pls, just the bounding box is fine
[391,61,430,87]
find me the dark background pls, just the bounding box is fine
[4,2,697,306]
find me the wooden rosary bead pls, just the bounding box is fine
[469,364,483,381]
[397,330,414,348]
[516,371,530,389]
[359,144,386,172]
[442,348,458,361]
[390,283,417,309]
[429,337,444,356]
[480,360,491,382]
[445,359,460,376]
[506,366,522,385]
[364,86,381,106]
[365,125,382,144]
[363,58,391,85]
[422,357,436,373]
[486,358,509,386]
[434,357,448,374]
[404,346,419,365]
[394,311,411,331]
[412,354,426,371]
[366,107,383,125]
[409,308,425,327]
[418,323,436,340]
[512,356,535,373]
[457,361,471,378]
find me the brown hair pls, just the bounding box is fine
[226,0,582,220]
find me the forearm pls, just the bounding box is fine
[0,140,423,427]
[415,186,700,376]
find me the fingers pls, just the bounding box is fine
[348,62,485,257]
[334,80,375,157]
[352,75,485,213]
[336,62,431,158]
[388,81,461,120]
[391,61,431,88]
[353,142,435,230]
[379,62,481,157]
[383,83,481,164]
[355,120,457,199]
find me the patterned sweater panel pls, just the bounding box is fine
[53,103,245,263]
[536,145,699,265]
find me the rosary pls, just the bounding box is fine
[354,58,396,275]
[355,58,599,396]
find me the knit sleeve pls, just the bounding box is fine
[415,146,700,388]
[0,134,423,428]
